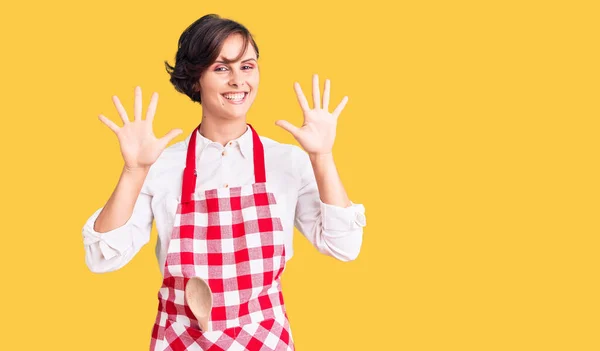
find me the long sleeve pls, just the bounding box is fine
[292,146,367,262]
[82,185,154,274]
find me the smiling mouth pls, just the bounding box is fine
[222,92,248,104]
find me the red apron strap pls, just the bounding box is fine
[247,123,266,183]
[181,124,199,203]
[181,123,266,203]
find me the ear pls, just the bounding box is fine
[193,81,202,104]
[194,74,204,91]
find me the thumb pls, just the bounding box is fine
[159,128,183,148]
[275,120,299,137]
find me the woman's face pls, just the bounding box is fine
[198,33,259,121]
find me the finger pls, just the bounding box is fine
[275,120,300,137]
[98,114,120,134]
[134,86,142,121]
[323,79,330,112]
[312,74,320,109]
[158,128,183,148]
[146,92,159,122]
[332,96,349,118]
[294,82,310,112]
[112,95,130,124]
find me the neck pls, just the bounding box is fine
[198,114,248,146]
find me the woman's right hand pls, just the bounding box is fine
[98,86,183,172]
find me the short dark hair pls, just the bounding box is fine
[164,14,259,104]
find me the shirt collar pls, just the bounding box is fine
[184,124,252,159]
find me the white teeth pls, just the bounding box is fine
[223,92,246,101]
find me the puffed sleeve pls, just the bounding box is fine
[292,146,367,261]
[81,174,154,273]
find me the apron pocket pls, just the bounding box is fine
[163,318,237,350]
[239,317,295,351]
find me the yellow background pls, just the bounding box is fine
[1,0,599,350]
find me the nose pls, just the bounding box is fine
[228,69,245,87]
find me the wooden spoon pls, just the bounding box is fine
[185,276,213,331]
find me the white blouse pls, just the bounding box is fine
[82,125,367,276]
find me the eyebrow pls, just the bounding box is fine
[214,57,257,64]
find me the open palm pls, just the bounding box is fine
[276,74,349,155]
[98,86,182,171]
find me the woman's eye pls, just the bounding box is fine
[215,65,253,72]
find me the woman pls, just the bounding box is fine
[82,14,366,350]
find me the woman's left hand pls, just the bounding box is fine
[276,74,349,156]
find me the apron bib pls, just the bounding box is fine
[149,124,294,351]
